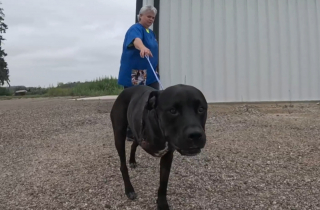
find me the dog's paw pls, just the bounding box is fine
[126,192,137,200]
[157,203,170,210]
[157,199,170,210]
[129,162,137,168]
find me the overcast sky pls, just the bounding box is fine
[1,0,136,87]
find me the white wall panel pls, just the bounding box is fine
[158,0,320,103]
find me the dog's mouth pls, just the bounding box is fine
[170,143,201,156]
[177,148,201,156]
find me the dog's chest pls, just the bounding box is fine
[153,142,169,157]
[140,139,169,157]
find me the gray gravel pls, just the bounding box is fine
[1,98,320,210]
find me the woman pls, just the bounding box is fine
[118,5,159,90]
[118,5,160,141]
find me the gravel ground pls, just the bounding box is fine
[1,98,320,210]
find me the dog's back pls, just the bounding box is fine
[110,85,157,134]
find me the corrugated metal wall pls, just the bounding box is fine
[156,0,320,103]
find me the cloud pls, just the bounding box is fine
[1,0,136,87]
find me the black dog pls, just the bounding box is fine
[110,84,208,210]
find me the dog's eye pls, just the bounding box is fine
[169,108,177,115]
[198,107,204,113]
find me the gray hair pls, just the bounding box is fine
[137,5,157,21]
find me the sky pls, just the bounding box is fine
[1,0,136,87]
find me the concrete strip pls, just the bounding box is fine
[72,95,118,101]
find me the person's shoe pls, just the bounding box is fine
[126,134,135,141]
[126,129,134,141]
[126,137,134,141]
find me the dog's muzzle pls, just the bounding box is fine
[177,148,201,156]
[170,142,202,156]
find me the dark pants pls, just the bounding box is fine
[124,81,159,90]
[124,82,160,140]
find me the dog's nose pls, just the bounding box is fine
[188,132,202,141]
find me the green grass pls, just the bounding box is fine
[0,87,11,96]
[47,76,123,97]
[0,76,124,99]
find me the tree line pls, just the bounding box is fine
[0,1,9,86]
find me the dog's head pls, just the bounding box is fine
[146,84,208,156]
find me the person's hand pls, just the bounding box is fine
[140,46,153,58]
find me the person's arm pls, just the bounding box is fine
[125,25,153,58]
[133,38,153,58]
[133,38,145,50]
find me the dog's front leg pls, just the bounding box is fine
[114,131,137,200]
[157,150,173,210]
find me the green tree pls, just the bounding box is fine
[0,2,9,86]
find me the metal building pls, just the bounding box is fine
[136,0,320,103]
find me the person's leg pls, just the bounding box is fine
[148,82,160,90]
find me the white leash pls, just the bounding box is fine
[145,55,164,90]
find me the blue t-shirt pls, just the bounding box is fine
[118,23,159,87]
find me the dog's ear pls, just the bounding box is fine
[146,90,162,110]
